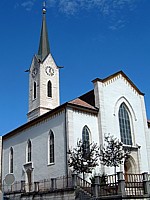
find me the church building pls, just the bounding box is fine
[2,6,150,194]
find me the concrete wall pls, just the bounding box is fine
[4,189,76,200]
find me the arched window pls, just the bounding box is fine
[119,103,132,145]
[82,126,90,157]
[10,147,13,173]
[27,140,32,162]
[49,130,54,163]
[33,82,37,99]
[47,81,52,98]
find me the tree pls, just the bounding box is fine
[68,140,99,180]
[100,134,131,175]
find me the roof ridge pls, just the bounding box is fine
[92,70,144,96]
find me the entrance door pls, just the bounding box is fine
[124,156,136,181]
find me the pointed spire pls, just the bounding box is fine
[38,2,50,61]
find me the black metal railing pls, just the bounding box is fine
[4,176,72,194]
[3,173,149,198]
[77,175,91,194]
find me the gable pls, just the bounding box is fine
[92,71,144,96]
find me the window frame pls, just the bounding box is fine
[118,103,132,145]
[47,80,52,98]
[9,147,13,173]
[27,139,32,163]
[48,130,55,165]
[82,125,90,157]
[33,81,37,99]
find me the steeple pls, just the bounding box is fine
[28,2,60,121]
[37,3,50,62]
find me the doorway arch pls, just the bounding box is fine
[124,156,136,181]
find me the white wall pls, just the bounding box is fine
[2,111,67,183]
[67,108,99,148]
[94,73,150,174]
[67,108,101,175]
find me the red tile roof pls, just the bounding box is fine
[69,98,97,110]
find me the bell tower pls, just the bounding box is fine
[27,5,60,121]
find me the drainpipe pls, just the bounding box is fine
[65,107,69,186]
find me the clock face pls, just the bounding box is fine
[32,68,38,78]
[45,66,54,76]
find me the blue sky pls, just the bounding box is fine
[0,0,150,135]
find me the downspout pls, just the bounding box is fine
[1,137,3,190]
[64,107,69,186]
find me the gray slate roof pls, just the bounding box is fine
[37,9,50,62]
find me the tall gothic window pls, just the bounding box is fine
[47,81,52,98]
[119,103,132,145]
[27,140,32,162]
[10,147,13,173]
[82,126,90,157]
[49,130,54,163]
[33,82,37,99]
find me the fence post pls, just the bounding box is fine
[51,178,57,189]
[34,182,39,192]
[72,172,77,188]
[93,175,99,198]
[21,181,25,192]
[117,171,125,196]
[142,172,150,195]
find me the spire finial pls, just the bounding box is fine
[43,1,46,14]
[38,1,50,61]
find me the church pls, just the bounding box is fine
[2,5,150,198]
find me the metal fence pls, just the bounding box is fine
[97,173,144,197]
[125,174,144,196]
[3,173,149,198]
[4,176,73,194]
[77,175,91,194]
[94,173,145,197]
[98,174,118,196]
[3,181,26,193]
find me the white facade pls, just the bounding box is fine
[2,104,99,183]
[93,72,150,174]
[3,110,66,182]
